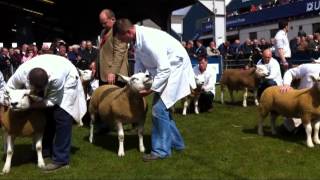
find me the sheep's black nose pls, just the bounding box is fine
[11,102,18,107]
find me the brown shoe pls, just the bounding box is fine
[42,163,69,172]
[142,154,162,162]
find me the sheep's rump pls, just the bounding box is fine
[220,68,256,90]
[0,107,46,136]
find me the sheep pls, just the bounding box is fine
[182,74,205,115]
[1,88,45,174]
[88,72,152,157]
[257,75,320,148]
[220,65,269,107]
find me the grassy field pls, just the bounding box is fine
[0,87,319,180]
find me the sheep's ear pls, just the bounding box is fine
[117,74,130,83]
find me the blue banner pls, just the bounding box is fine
[227,0,320,28]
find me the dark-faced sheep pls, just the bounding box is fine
[88,72,152,156]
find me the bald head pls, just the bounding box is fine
[262,48,272,64]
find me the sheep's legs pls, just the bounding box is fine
[313,120,320,145]
[253,89,259,106]
[220,87,224,104]
[258,116,265,136]
[89,114,96,143]
[116,121,125,157]
[304,122,314,148]
[33,134,45,168]
[270,113,277,135]
[229,89,234,104]
[182,99,188,116]
[137,124,145,153]
[243,88,248,107]
[2,134,14,174]
[194,96,200,114]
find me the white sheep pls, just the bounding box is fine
[88,73,152,157]
[257,75,320,148]
[220,65,269,107]
[1,88,45,174]
[182,74,205,115]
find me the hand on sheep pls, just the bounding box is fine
[107,73,116,84]
[279,85,292,93]
[139,89,153,97]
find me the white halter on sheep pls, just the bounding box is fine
[88,72,152,157]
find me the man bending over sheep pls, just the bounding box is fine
[114,18,196,162]
[256,48,283,97]
[279,60,320,133]
[6,54,87,172]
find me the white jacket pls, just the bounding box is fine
[257,57,283,86]
[283,63,320,89]
[134,25,196,108]
[6,54,87,123]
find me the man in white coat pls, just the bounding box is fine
[256,48,283,97]
[114,18,196,161]
[6,54,87,171]
[279,60,320,132]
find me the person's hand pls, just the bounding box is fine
[280,84,292,93]
[139,89,153,97]
[107,73,116,84]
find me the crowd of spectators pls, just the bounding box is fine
[0,39,98,81]
[227,0,304,17]
[182,31,319,67]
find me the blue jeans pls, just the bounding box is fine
[151,93,185,158]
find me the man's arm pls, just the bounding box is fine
[280,66,302,93]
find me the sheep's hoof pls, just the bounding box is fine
[139,146,145,153]
[38,162,45,168]
[195,110,199,114]
[2,168,10,174]
[118,152,125,157]
[255,101,259,106]
[182,112,187,116]
[314,139,320,145]
[307,142,315,148]
[257,129,264,136]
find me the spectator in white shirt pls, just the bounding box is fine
[274,20,291,76]
[193,56,216,112]
[257,48,283,97]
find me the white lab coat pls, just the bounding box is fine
[6,54,87,124]
[283,63,320,89]
[134,25,196,108]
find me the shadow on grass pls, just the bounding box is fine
[83,132,152,154]
[1,144,79,168]
[242,126,306,146]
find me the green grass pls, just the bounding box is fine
[0,86,319,180]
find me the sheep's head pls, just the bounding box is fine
[118,73,153,92]
[195,74,205,88]
[3,88,43,111]
[255,65,269,78]
[310,74,320,91]
[78,69,93,82]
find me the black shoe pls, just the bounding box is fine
[42,163,69,172]
[142,154,162,162]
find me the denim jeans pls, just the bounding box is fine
[151,93,185,158]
